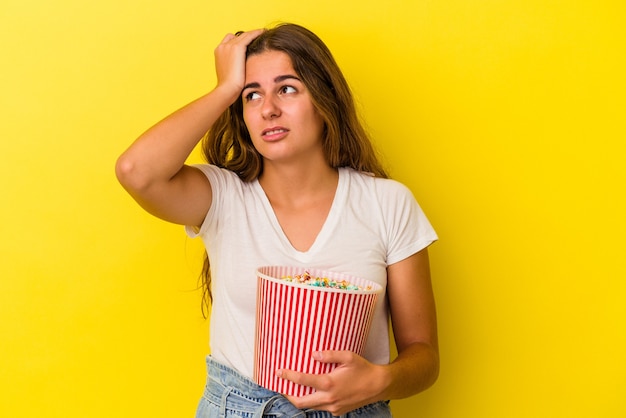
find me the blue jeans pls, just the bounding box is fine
[195,356,392,417]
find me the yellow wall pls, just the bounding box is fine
[1,0,624,416]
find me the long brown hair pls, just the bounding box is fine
[199,23,388,316]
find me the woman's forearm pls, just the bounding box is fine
[115,85,237,192]
[381,342,440,400]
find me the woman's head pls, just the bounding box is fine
[202,23,387,180]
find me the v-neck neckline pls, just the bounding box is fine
[253,168,347,261]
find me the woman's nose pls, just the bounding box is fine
[261,95,280,120]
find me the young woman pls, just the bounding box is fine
[116,23,439,417]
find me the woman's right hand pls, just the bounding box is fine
[214,29,265,99]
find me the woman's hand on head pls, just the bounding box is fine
[214,29,264,99]
[278,350,390,416]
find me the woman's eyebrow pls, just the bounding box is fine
[243,74,301,91]
[242,82,260,91]
[274,74,301,83]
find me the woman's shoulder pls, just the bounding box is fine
[192,163,242,182]
[192,163,237,178]
[192,164,248,187]
[342,167,413,197]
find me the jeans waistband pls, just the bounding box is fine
[202,356,391,418]
[204,356,307,417]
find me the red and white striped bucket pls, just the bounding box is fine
[253,266,382,396]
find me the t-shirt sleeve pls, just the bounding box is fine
[381,180,438,266]
[184,164,226,238]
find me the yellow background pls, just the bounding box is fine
[1,0,624,416]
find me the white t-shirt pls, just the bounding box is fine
[186,165,438,378]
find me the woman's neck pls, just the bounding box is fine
[258,162,339,209]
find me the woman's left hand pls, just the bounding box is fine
[277,350,389,416]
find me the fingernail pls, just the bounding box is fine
[275,369,283,377]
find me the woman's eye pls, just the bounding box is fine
[244,92,261,101]
[280,86,297,94]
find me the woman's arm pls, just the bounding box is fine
[115,30,263,226]
[280,248,439,415]
[383,247,440,396]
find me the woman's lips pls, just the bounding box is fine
[261,127,289,141]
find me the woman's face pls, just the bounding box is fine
[242,50,325,166]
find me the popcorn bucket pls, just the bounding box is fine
[253,266,382,396]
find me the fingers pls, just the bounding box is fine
[278,370,332,412]
[213,29,264,94]
[277,351,372,415]
[277,366,330,392]
[312,350,355,365]
[220,29,264,45]
[276,351,356,392]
